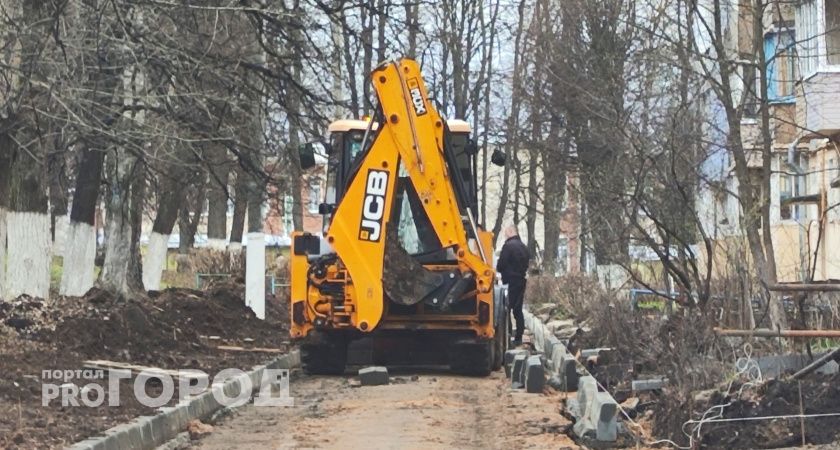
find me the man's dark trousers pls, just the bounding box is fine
[507,276,526,341]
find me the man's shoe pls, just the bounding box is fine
[511,338,522,347]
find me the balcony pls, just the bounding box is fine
[795,0,840,137]
[796,71,840,137]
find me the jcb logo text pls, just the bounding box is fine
[407,78,427,116]
[359,170,389,242]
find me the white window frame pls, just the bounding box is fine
[556,237,570,276]
[828,156,839,221]
[797,0,840,80]
[308,180,321,214]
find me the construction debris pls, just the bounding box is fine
[187,419,214,440]
[631,378,667,392]
[358,366,389,386]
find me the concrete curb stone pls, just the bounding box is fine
[524,355,545,393]
[504,349,529,378]
[511,354,528,388]
[524,309,620,443]
[358,366,389,386]
[68,350,300,450]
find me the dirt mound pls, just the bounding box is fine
[43,282,290,365]
[649,374,840,449]
[695,375,840,449]
[0,282,292,449]
[0,295,51,338]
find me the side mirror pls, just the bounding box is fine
[299,141,331,170]
[465,139,478,156]
[299,142,317,170]
[318,203,334,215]
[491,149,506,166]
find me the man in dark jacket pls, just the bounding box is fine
[496,225,530,346]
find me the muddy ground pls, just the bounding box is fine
[194,369,579,450]
[0,281,290,449]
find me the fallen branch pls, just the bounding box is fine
[793,348,840,380]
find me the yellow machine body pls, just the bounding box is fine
[289,59,504,374]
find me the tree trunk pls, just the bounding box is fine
[4,133,51,300]
[60,148,104,296]
[178,179,207,255]
[0,206,5,300]
[229,167,248,250]
[2,0,52,300]
[47,144,69,249]
[491,0,527,247]
[245,156,266,317]
[526,147,539,256]
[513,153,522,225]
[98,149,144,298]
[0,133,12,299]
[753,0,786,332]
[376,0,387,62]
[143,175,186,290]
[330,3,345,118]
[289,16,304,231]
[543,134,568,275]
[361,6,373,111]
[206,162,230,250]
[341,11,360,116]
[405,1,418,58]
[61,0,119,296]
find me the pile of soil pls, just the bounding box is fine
[48,283,289,366]
[688,375,840,449]
[0,282,291,449]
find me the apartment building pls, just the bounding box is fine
[699,0,840,282]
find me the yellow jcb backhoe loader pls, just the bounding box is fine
[289,58,508,375]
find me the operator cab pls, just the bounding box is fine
[302,118,486,266]
[317,118,478,221]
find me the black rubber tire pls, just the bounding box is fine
[300,332,348,375]
[492,311,508,371]
[449,340,493,376]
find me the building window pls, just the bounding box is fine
[829,157,839,220]
[556,238,569,275]
[283,195,294,235]
[766,31,796,101]
[798,0,819,76]
[741,56,759,118]
[308,180,321,213]
[780,153,809,221]
[797,0,840,77]
[780,171,793,220]
[828,0,840,65]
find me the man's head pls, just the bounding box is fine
[504,224,519,239]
